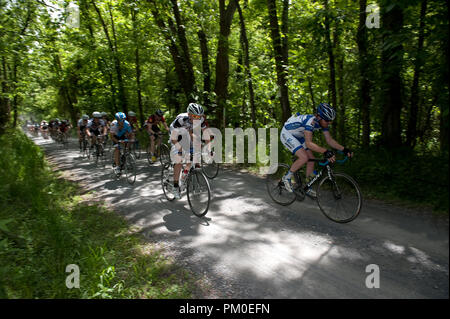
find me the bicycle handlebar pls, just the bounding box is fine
[309,150,349,166]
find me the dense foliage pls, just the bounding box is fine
[0,0,448,210]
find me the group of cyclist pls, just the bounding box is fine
[40,100,351,201]
[28,118,72,140]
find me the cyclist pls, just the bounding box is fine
[101,112,111,144]
[87,111,107,149]
[280,102,353,198]
[145,109,169,163]
[59,119,71,136]
[77,115,89,152]
[127,111,140,152]
[110,112,132,175]
[169,103,208,199]
[40,120,49,138]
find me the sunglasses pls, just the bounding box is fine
[191,114,202,119]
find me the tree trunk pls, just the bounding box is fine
[215,0,237,129]
[267,0,291,123]
[148,0,194,104]
[198,28,211,108]
[92,0,128,113]
[236,0,256,129]
[170,0,196,99]
[357,0,371,147]
[406,0,428,148]
[440,0,450,153]
[81,0,117,114]
[334,28,345,144]
[324,0,337,134]
[0,56,10,135]
[380,0,404,148]
[131,8,144,126]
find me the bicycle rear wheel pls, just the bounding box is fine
[265,163,297,206]
[125,154,136,185]
[316,172,362,223]
[187,169,211,217]
[161,164,176,201]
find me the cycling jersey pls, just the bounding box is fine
[281,113,329,154]
[110,120,132,138]
[77,119,89,130]
[87,119,106,132]
[170,113,206,131]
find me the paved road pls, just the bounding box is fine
[33,135,449,298]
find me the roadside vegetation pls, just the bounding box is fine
[0,129,195,298]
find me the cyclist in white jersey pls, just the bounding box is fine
[169,103,208,199]
[86,111,107,148]
[280,102,353,198]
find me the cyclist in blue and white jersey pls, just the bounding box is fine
[280,102,353,198]
[169,103,208,199]
[110,112,133,175]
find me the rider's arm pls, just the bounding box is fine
[322,131,344,151]
[304,131,328,154]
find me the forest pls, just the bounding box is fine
[0,0,449,209]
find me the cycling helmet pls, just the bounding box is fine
[81,114,89,120]
[187,103,204,116]
[101,112,107,117]
[92,111,102,118]
[115,112,126,122]
[155,109,164,117]
[128,111,136,117]
[317,103,336,121]
[55,118,60,122]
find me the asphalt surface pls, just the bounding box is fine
[32,134,449,299]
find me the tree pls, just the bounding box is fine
[266,0,291,123]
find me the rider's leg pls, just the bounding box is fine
[305,149,316,178]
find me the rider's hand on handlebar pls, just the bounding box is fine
[324,150,336,163]
[343,147,353,158]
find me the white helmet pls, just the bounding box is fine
[92,111,102,118]
[187,103,204,116]
[128,111,136,117]
[81,114,89,120]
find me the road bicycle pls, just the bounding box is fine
[91,135,107,167]
[147,132,170,167]
[80,134,90,159]
[111,139,136,185]
[161,151,211,217]
[129,134,142,160]
[200,139,219,179]
[56,130,69,149]
[265,151,362,223]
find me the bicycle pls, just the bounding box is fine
[200,139,219,179]
[111,139,136,185]
[161,151,211,217]
[129,135,142,160]
[265,151,362,223]
[80,134,90,159]
[91,135,107,167]
[147,132,170,167]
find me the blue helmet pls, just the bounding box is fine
[115,112,126,122]
[317,103,336,121]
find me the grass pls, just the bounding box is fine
[0,129,196,298]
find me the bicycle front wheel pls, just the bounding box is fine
[316,172,362,223]
[159,144,171,167]
[125,154,136,185]
[161,164,176,201]
[265,163,297,206]
[187,169,211,217]
[201,158,219,179]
